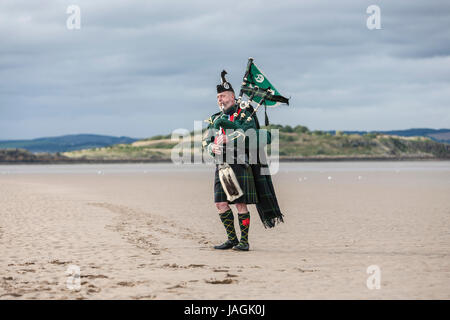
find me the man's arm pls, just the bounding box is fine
[212,110,272,148]
[202,125,217,156]
[203,113,226,156]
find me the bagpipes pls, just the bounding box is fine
[236,57,290,126]
[209,58,290,157]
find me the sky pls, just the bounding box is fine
[0,0,449,140]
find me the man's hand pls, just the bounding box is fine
[211,134,228,155]
[211,144,222,155]
[215,135,228,145]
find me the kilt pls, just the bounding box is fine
[214,164,258,204]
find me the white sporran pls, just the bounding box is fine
[218,163,244,202]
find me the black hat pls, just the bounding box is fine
[216,70,234,94]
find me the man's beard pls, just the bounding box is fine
[220,101,233,111]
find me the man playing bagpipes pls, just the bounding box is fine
[202,58,289,251]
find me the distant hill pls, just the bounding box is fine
[325,128,450,144]
[60,125,450,162]
[2,126,449,163]
[0,149,72,163]
[0,134,139,153]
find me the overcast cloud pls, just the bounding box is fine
[0,0,449,139]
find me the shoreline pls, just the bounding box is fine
[0,156,449,165]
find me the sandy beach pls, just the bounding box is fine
[0,161,449,299]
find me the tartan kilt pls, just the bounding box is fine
[214,164,258,204]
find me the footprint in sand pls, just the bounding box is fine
[226,273,238,278]
[49,260,71,265]
[117,281,136,287]
[166,281,187,289]
[81,274,109,280]
[296,267,318,273]
[132,294,157,300]
[187,264,206,268]
[205,278,237,284]
[0,293,22,298]
[87,286,101,294]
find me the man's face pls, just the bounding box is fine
[217,91,235,110]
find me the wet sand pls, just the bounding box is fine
[0,162,449,299]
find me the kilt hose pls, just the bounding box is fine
[214,163,258,204]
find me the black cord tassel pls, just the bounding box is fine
[264,104,269,126]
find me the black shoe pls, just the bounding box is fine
[232,242,249,251]
[214,239,239,250]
